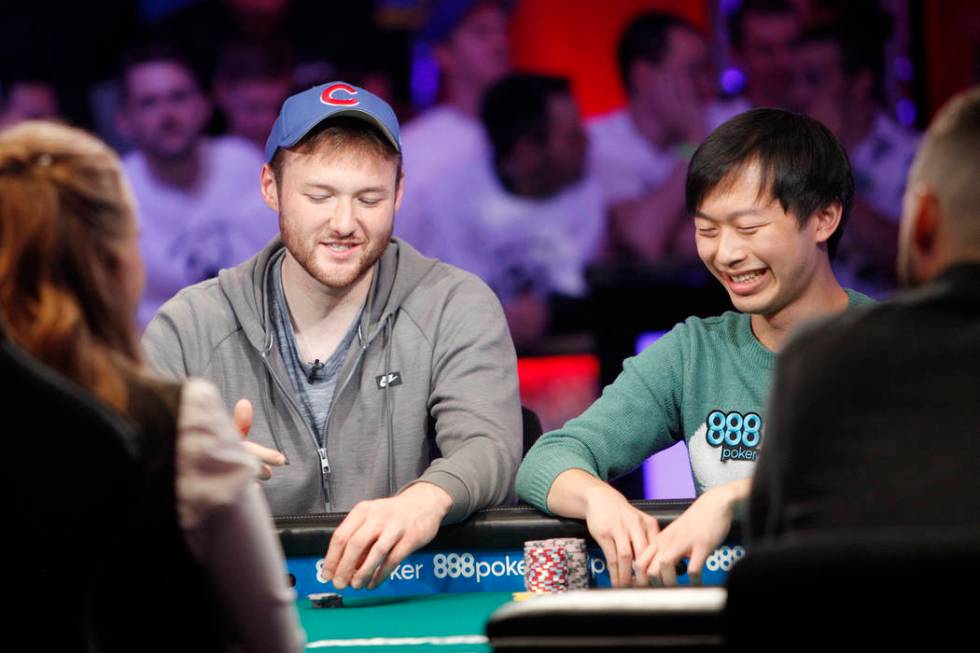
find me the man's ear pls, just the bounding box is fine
[394,171,405,213]
[259,163,280,212]
[911,186,940,260]
[812,201,843,245]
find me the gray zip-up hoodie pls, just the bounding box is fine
[142,237,522,522]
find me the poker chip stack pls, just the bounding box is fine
[523,537,590,593]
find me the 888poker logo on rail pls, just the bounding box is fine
[705,409,763,462]
[289,544,746,598]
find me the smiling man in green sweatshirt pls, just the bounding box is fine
[516,108,874,587]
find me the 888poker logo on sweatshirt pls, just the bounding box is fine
[705,409,762,462]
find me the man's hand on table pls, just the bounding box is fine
[233,398,286,480]
[637,477,750,586]
[321,482,452,591]
[546,470,660,588]
[582,482,661,588]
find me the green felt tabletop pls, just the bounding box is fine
[297,591,513,651]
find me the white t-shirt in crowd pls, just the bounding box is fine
[124,136,277,326]
[587,98,750,205]
[394,105,489,256]
[426,153,606,300]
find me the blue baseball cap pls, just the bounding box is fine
[264,81,402,162]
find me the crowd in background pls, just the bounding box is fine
[0,0,926,353]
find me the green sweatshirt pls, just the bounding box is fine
[516,290,874,512]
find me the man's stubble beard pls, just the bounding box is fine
[279,211,394,291]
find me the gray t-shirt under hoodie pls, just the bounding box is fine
[270,254,363,446]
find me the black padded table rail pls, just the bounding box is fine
[487,587,728,651]
[276,500,744,557]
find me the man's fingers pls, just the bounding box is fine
[686,546,708,587]
[322,511,367,582]
[655,548,682,587]
[351,536,396,590]
[258,463,272,481]
[242,440,286,466]
[233,398,253,437]
[369,538,416,591]
[613,528,635,588]
[627,522,651,586]
[332,532,378,590]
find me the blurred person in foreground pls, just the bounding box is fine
[751,86,980,539]
[395,0,512,254]
[116,44,276,326]
[590,11,746,264]
[0,121,303,652]
[517,109,874,586]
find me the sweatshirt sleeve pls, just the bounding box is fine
[142,300,193,381]
[412,274,523,524]
[515,327,686,513]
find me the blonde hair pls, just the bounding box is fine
[0,121,141,411]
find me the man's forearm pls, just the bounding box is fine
[545,468,612,518]
[722,477,753,522]
[398,481,453,519]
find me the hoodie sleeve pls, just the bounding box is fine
[412,274,522,524]
[143,303,193,381]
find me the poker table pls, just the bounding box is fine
[276,500,744,651]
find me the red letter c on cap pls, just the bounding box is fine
[321,83,359,106]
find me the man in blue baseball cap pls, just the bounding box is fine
[143,81,522,590]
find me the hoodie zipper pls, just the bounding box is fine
[260,350,334,508]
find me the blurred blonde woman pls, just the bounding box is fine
[0,121,303,652]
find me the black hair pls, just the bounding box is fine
[728,0,795,50]
[119,44,201,100]
[481,73,570,162]
[617,12,697,91]
[686,108,854,258]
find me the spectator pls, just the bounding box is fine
[427,73,604,350]
[0,76,61,128]
[115,45,277,326]
[395,0,512,254]
[590,12,745,263]
[728,0,800,109]
[148,0,318,86]
[214,40,295,152]
[792,24,920,296]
